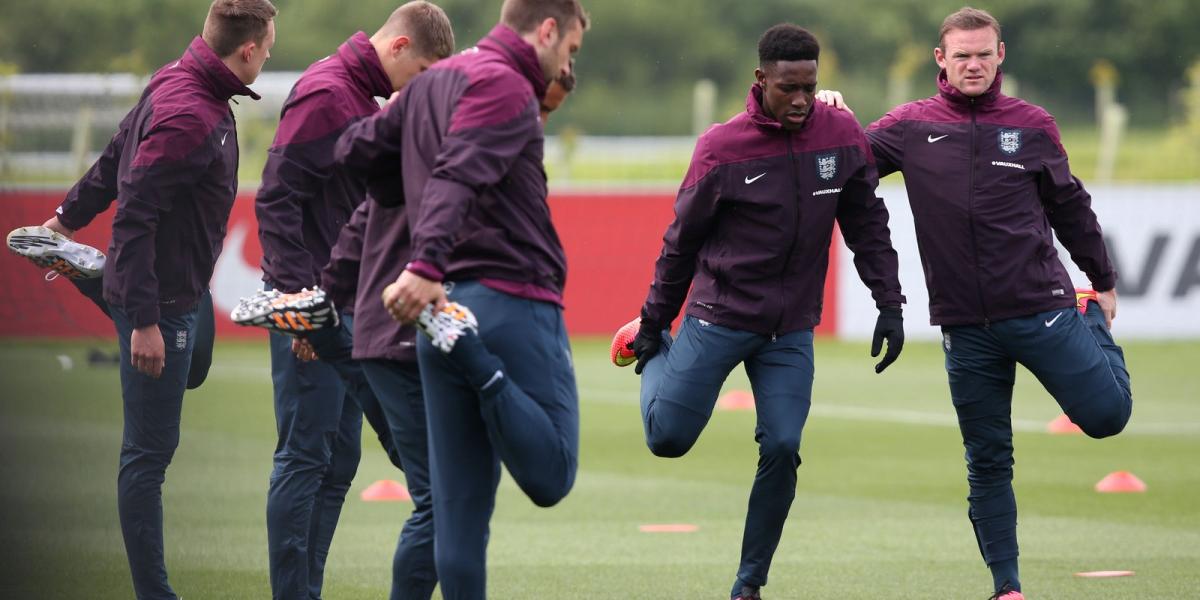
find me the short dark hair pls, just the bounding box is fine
[501,0,590,36]
[379,1,456,60]
[758,24,820,66]
[203,0,277,57]
[939,7,1001,50]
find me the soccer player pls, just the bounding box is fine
[815,7,1133,599]
[307,68,577,600]
[612,24,905,600]
[333,0,587,596]
[249,3,452,598]
[11,1,276,597]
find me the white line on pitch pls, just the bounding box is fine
[579,388,1200,435]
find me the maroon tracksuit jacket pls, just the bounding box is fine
[642,84,905,336]
[866,70,1116,326]
[256,32,393,295]
[321,199,419,362]
[57,37,258,327]
[335,25,566,309]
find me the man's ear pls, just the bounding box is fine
[390,35,411,55]
[537,17,558,47]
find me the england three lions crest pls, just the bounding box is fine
[998,129,1022,155]
[816,153,838,181]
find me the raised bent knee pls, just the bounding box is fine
[646,433,697,458]
[526,478,574,508]
[1079,412,1130,439]
[644,411,704,458]
[528,488,567,508]
[1074,398,1132,440]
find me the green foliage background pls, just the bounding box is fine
[2,0,1198,134]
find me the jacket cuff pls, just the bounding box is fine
[266,276,316,295]
[638,316,665,333]
[1090,272,1117,293]
[129,305,161,329]
[878,305,903,317]
[319,272,353,309]
[405,260,444,282]
[323,283,354,312]
[639,305,671,333]
[876,293,906,311]
[56,206,87,232]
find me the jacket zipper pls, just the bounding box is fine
[230,109,239,179]
[966,99,990,326]
[774,133,802,340]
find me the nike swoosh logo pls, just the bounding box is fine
[221,132,229,146]
[1044,312,1063,327]
[927,134,949,143]
[745,173,766,184]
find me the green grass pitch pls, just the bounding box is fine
[1,337,1197,598]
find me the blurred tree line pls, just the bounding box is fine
[2,0,1197,134]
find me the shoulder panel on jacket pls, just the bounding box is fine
[792,104,872,159]
[442,54,535,134]
[273,84,363,148]
[697,112,788,170]
[130,110,213,169]
[978,96,1064,154]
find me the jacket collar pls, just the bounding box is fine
[480,24,548,100]
[338,32,395,99]
[183,36,261,101]
[936,67,1003,107]
[746,83,818,133]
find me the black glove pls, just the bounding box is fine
[871,307,904,373]
[627,319,663,375]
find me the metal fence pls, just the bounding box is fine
[0,72,698,191]
[5,72,1197,191]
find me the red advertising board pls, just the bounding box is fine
[0,190,837,338]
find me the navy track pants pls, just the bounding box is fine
[638,316,815,596]
[416,281,579,600]
[942,301,1132,570]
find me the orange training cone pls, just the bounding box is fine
[361,479,412,502]
[1094,471,1146,493]
[718,390,755,411]
[1047,413,1083,435]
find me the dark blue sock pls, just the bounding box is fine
[991,558,1020,592]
